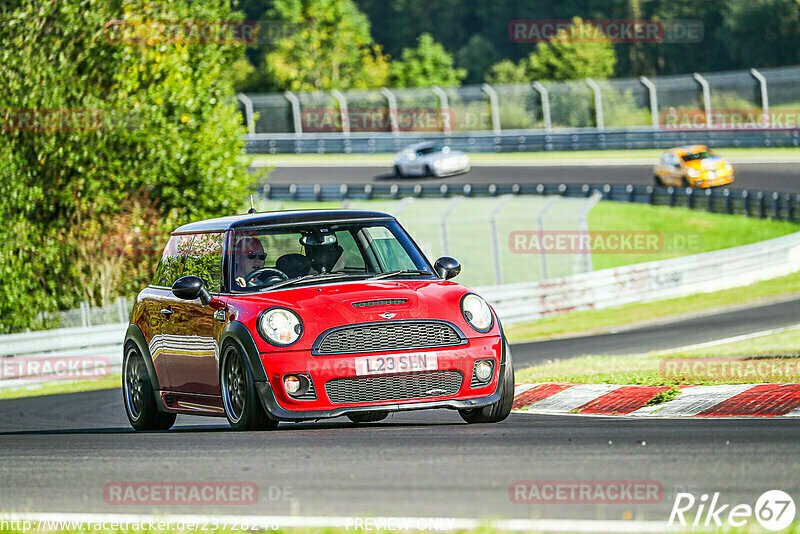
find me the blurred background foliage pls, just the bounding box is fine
[0,0,254,332]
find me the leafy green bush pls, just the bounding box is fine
[0,0,253,333]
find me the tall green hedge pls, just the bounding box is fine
[0,0,253,333]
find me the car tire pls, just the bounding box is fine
[221,344,278,431]
[347,411,389,423]
[458,345,515,424]
[425,164,436,177]
[123,343,176,431]
[394,164,405,178]
[653,174,663,186]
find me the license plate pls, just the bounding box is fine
[354,353,438,376]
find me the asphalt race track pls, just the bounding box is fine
[2,389,800,522]
[511,296,800,366]
[2,297,800,523]
[267,162,800,192]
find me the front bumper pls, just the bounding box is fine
[255,335,507,421]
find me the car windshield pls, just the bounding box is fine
[229,220,434,292]
[416,145,444,156]
[681,150,715,162]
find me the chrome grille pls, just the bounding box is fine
[314,321,463,354]
[325,370,463,404]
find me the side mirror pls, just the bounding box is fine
[434,257,461,280]
[172,276,212,306]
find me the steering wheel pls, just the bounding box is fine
[243,267,289,286]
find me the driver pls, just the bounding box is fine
[234,236,266,288]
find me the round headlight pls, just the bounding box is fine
[461,294,493,332]
[258,308,303,346]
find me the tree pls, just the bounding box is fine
[389,33,466,88]
[484,18,617,84]
[0,0,253,332]
[485,59,528,84]
[263,0,389,91]
[456,35,501,85]
[526,18,617,81]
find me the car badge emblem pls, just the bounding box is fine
[378,312,396,319]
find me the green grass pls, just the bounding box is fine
[504,270,800,343]
[515,326,800,386]
[248,146,800,165]
[588,202,800,270]
[0,373,121,400]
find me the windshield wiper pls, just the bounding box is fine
[261,272,353,291]
[367,269,433,281]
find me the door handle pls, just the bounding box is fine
[159,308,174,317]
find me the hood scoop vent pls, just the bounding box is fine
[352,299,407,308]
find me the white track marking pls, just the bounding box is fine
[517,384,619,413]
[629,385,754,417]
[0,512,678,533]
[656,323,800,355]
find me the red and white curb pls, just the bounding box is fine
[512,383,800,417]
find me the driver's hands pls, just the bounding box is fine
[235,276,247,287]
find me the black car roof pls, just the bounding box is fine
[172,209,395,234]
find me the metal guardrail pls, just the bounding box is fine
[245,128,800,154]
[0,323,126,387]
[478,230,800,324]
[259,183,800,222]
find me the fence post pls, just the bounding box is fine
[585,78,604,131]
[80,301,90,328]
[639,76,659,128]
[330,89,350,137]
[489,196,512,284]
[431,85,452,135]
[693,73,712,128]
[283,91,303,137]
[380,87,400,135]
[237,93,256,135]
[439,197,462,256]
[750,68,770,126]
[532,82,552,131]
[117,296,128,324]
[724,189,732,214]
[742,190,750,216]
[481,83,502,134]
[535,195,560,280]
[576,191,602,274]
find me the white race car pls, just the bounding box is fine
[394,142,470,177]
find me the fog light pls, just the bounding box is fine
[284,375,301,394]
[475,361,493,382]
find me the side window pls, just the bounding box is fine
[335,230,366,272]
[152,234,193,287]
[183,233,225,293]
[365,226,417,271]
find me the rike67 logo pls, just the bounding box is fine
[670,490,796,531]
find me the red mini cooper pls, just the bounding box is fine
[123,209,514,431]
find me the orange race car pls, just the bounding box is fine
[652,145,735,188]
